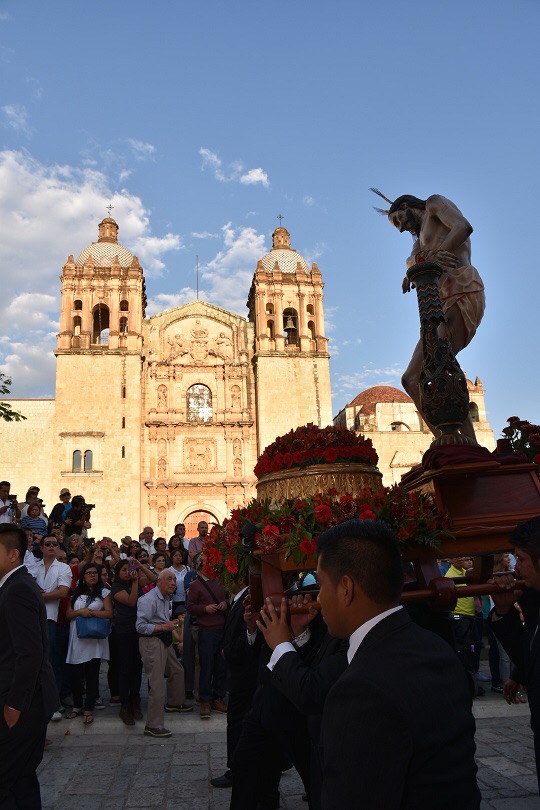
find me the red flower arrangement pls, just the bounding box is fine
[502,417,540,466]
[253,423,378,478]
[202,485,450,588]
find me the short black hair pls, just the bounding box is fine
[388,194,427,216]
[71,495,85,509]
[0,523,27,560]
[317,519,403,605]
[0,481,10,488]
[512,517,540,570]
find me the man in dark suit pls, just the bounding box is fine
[210,581,258,789]
[489,516,540,793]
[0,523,59,809]
[316,518,481,810]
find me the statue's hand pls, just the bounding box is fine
[402,276,411,294]
[430,250,459,269]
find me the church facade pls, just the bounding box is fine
[0,218,333,539]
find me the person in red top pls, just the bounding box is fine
[187,567,228,719]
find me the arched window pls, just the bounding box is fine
[267,319,274,340]
[390,422,410,432]
[469,402,480,422]
[72,450,81,473]
[307,303,314,316]
[73,316,82,336]
[84,450,93,472]
[92,304,110,345]
[283,308,299,346]
[265,303,274,315]
[74,299,83,311]
[120,300,129,312]
[119,317,128,334]
[186,384,212,423]
[307,320,316,340]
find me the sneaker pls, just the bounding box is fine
[165,703,193,713]
[120,707,135,726]
[474,672,491,683]
[211,698,228,714]
[491,684,504,694]
[185,690,194,700]
[94,698,105,710]
[51,710,63,722]
[199,701,211,719]
[144,726,172,738]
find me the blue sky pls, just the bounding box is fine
[0,0,539,436]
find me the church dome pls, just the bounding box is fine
[348,385,412,411]
[75,218,135,268]
[260,226,310,274]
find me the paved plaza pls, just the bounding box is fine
[38,664,539,810]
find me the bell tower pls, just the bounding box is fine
[53,217,146,532]
[247,225,333,454]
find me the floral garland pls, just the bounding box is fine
[202,485,449,590]
[502,416,540,464]
[253,423,378,478]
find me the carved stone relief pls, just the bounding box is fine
[157,385,168,412]
[233,457,242,477]
[233,438,242,457]
[231,385,241,410]
[184,438,216,471]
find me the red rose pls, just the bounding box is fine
[314,504,333,524]
[294,500,308,511]
[292,451,304,465]
[225,557,239,575]
[262,524,280,538]
[323,447,339,463]
[299,537,317,556]
[339,495,356,517]
[208,547,223,564]
[280,515,296,533]
[283,452,294,468]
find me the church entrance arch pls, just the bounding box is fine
[184,509,219,540]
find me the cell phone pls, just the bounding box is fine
[84,538,94,548]
[127,556,137,576]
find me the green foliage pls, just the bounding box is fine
[0,374,26,423]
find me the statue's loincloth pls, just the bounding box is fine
[439,264,485,347]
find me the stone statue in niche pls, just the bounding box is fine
[233,438,242,457]
[233,457,242,477]
[372,189,485,441]
[157,457,167,478]
[158,506,166,526]
[157,385,168,411]
[215,331,233,362]
[231,385,241,410]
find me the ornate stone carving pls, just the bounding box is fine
[231,385,241,410]
[189,320,209,362]
[184,438,216,471]
[157,385,168,411]
[233,457,242,477]
[157,457,167,478]
[167,332,188,360]
[215,331,233,363]
[158,506,166,526]
[233,437,242,457]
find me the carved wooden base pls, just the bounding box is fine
[256,463,382,502]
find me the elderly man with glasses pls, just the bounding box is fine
[26,535,72,720]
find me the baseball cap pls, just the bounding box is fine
[60,488,71,497]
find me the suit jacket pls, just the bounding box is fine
[320,610,480,810]
[222,590,259,693]
[490,589,540,732]
[0,567,58,718]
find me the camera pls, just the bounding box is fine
[85,503,96,510]
[8,494,17,502]
[84,537,95,548]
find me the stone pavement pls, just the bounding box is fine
[39,676,539,809]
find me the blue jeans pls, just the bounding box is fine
[197,628,226,702]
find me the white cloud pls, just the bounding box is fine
[303,195,315,207]
[2,104,29,134]
[191,231,219,239]
[239,168,269,187]
[0,149,183,396]
[146,288,198,316]
[302,242,326,264]
[334,366,404,396]
[202,222,268,312]
[199,147,269,187]
[128,138,156,161]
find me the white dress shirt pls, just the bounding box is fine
[26,557,72,621]
[347,606,403,664]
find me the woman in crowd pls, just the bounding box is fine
[153,537,168,555]
[110,559,145,725]
[170,548,190,616]
[20,502,48,537]
[168,535,183,556]
[65,563,113,725]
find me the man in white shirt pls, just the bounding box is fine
[315,518,480,810]
[26,535,72,720]
[0,481,19,524]
[139,526,155,556]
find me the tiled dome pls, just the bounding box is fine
[261,248,310,274]
[76,242,134,268]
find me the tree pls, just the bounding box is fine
[0,373,26,422]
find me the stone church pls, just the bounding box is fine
[1,218,333,539]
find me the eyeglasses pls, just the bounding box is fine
[85,571,98,576]
[43,541,58,547]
